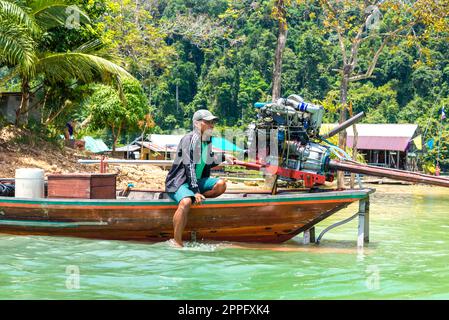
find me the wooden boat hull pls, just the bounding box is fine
[0,189,373,243]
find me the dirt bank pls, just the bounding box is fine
[0,125,168,190]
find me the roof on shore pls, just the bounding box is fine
[320,123,419,151]
[83,136,110,153]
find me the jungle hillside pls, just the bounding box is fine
[1,0,449,169]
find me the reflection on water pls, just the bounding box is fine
[0,184,448,299]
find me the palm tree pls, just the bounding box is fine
[0,0,132,124]
[0,0,37,72]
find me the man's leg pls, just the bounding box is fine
[173,197,192,247]
[203,179,226,198]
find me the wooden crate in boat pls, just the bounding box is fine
[47,173,116,199]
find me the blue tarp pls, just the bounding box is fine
[83,136,110,153]
[426,139,435,150]
[211,136,243,152]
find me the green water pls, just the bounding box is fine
[1,185,448,299]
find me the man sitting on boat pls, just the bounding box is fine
[165,109,236,247]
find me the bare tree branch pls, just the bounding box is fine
[348,36,388,82]
[337,29,348,65]
[321,0,348,64]
[348,20,416,82]
[348,24,365,68]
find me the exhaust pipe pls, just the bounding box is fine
[321,112,365,139]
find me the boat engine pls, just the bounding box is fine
[240,95,449,190]
[247,95,332,187]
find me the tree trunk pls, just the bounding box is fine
[112,123,122,152]
[270,8,288,195]
[16,77,30,125]
[111,124,116,152]
[40,89,50,125]
[176,83,179,112]
[337,69,350,189]
[272,22,287,102]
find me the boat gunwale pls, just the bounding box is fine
[0,188,374,207]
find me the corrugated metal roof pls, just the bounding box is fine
[320,123,418,151]
[346,136,411,151]
[115,145,141,152]
[137,141,177,153]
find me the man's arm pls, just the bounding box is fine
[182,134,200,194]
[211,151,225,168]
[212,152,236,167]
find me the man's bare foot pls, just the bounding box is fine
[168,239,183,248]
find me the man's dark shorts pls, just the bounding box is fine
[168,177,219,203]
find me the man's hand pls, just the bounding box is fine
[224,154,237,165]
[194,193,206,204]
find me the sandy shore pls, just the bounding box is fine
[0,125,169,190]
[0,125,261,191]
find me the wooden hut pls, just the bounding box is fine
[322,124,421,170]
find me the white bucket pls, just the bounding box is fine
[15,168,45,199]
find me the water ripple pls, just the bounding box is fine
[1,185,449,299]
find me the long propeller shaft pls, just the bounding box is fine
[329,160,449,188]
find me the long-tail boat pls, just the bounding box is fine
[2,95,448,244]
[0,188,373,243]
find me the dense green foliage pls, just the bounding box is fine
[95,1,449,128]
[0,0,132,128]
[83,79,148,150]
[1,0,449,168]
